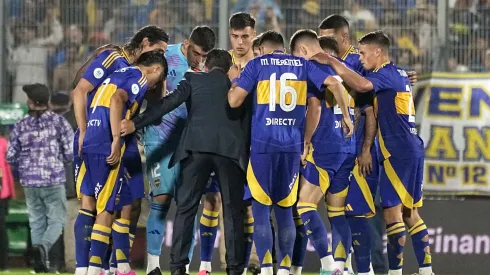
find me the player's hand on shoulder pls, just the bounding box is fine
[342,116,354,138]
[228,64,241,81]
[310,52,334,65]
[107,138,121,166]
[407,70,417,86]
[120,119,136,137]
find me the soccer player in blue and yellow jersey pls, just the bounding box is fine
[71,26,169,275]
[314,31,433,275]
[320,15,419,275]
[319,36,377,275]
[319,16,378,274]
[289,30,355,275]
[82,50,168,275]
[141,26,216,275]
[228,30,353,275]
[198,13,259,275]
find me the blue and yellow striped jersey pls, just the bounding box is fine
[237,51,331,153]
[308,61,356,154]
[81,48,132,114]
[83,67,149,155]
[366,62,424,160]
[342,45,364,74]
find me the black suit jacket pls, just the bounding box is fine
[133,69,250,171]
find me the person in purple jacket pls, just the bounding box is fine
[7,83,74,273]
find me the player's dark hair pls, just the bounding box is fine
[319,14,350,30]
[319,36,339,56]
[125,25,169,55]
[358,31,391,50]
[189,25,216,53]
[136,50,169,81]
[289,29,318,53]
[205,49,233,73]
[258,30,284,48]
[252,33,264,49]
[229,12,256,30]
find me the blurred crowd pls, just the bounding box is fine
[4,0,490,102]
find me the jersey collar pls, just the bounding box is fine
[271,49,285,54]
[341,45,355,61]
[120,48,131,62]
[374,61,391,72]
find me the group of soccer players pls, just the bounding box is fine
[69,9,434,275]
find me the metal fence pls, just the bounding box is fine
[1,0,487,104]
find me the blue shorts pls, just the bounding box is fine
[81,153,132,214]
[205,172,220,193]
[379,156,424,209]
[122,150,145,199]
[144,145,180,198]
[247,152,300,207]
[74,131,87,199]
[345,152,379,217]
[301,148,356,196]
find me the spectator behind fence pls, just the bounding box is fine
[0,126,15,272]
[6,84,74,273]
[8,21,49,104]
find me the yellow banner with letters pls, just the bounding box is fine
[414,73,490,196]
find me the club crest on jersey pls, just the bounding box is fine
[93,68,104,79]
[132,84,140,94]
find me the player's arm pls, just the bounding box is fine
[358,105,377,177]
[312,54,373,93]
[326,76,354,137]
[228,62,256,108]
[122,76,192,135]
[107,88,128,165]
[302,96,322,166]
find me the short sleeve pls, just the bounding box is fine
[307,81,321,100]
[355,91,374,113]
[365,70,391,94]
[120,70,147,104]
[82,50,122,88]
[237,58,259,93]
[305,60,331,92]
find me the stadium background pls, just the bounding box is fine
[0,0,489,274]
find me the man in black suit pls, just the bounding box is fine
[120,49,247,275]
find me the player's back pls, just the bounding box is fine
[84,67,148,155]
[143,43,188,147]
[309,61,356,155]
[367,62,424,160]
[83,48,132,115]
[247,52,323,153]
